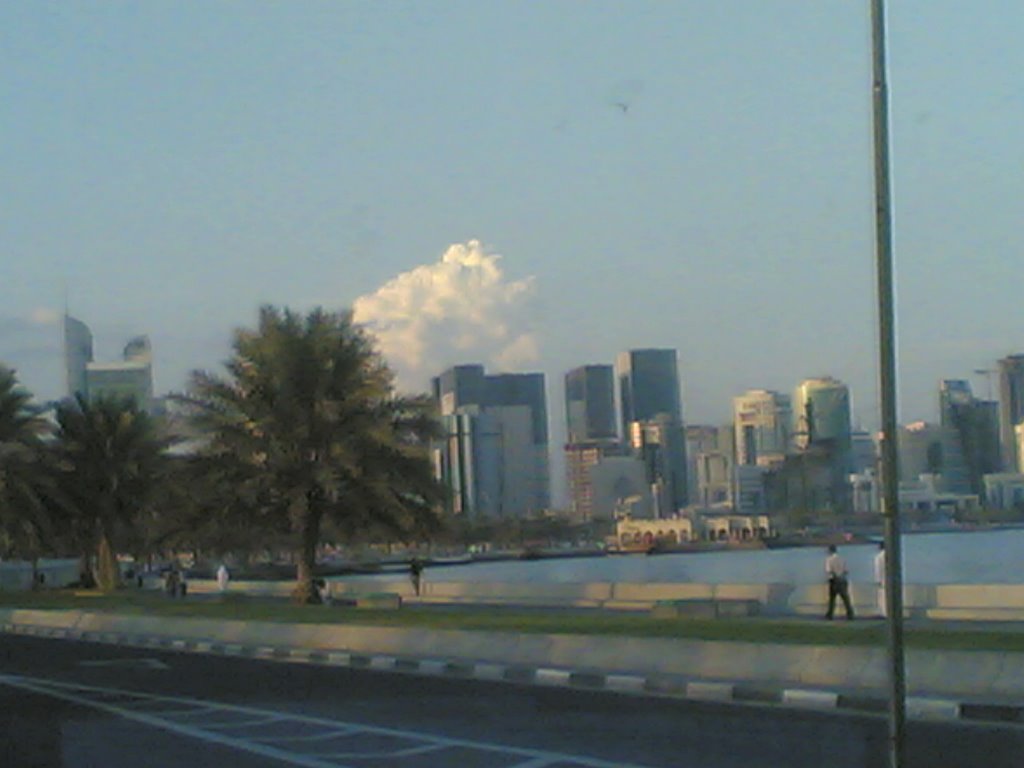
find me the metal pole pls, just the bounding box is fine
[869,1,906,766]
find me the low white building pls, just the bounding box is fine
[613,513,772,550]
[849,471,979,516]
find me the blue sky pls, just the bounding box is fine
[3,1,1023,443]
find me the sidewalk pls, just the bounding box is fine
[2,603,1024,727]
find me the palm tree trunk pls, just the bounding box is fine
[96,531,119,593]
[292,509,321,604]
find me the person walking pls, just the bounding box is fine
[873,541,886,618]
[824,544,854,620]
[409,558,424,597]
[216,563,230,594]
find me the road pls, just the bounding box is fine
[1,634,1022,767]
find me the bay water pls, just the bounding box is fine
[356,529,1024,586]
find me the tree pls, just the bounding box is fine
[53,395,170,592]
[179,306,445,602]
[0,365,57,583]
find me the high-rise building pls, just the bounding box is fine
[628,415,687,518]
[63,315,154,411]
[564,365,616,443]
[897,421,971,493]
[564,364,619,521]
[733,389,792,467]
[998,355,1024,471]
[793,377,853,514]
[686,425,733,508]
[939,379,1001,493]
[63,315,93,401]
[432,365,550,519]
[617,349,688,512]
[794,377,852,458]
[617,349,683,430]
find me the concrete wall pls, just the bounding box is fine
[327,579,1024,621]
[9,560,1024,621]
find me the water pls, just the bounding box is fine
[352,529,1024,586]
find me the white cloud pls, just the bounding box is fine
[353,240,539,390]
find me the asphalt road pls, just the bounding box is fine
[1,634,1022,768]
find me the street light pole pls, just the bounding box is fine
[869,1,907,766]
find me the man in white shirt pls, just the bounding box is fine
[825,545,854,620]
[873,542,886,618]
[216,564,230,594]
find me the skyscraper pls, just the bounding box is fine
[63,315,154,411]
[939,379,1000,492]
[564,365,616,443]
[793,377,853,514]
[63,314,93,401]
[998,355,1024,472]
[794,377,853,460]
[432,365,550,519]
[617,349,683,430]
[616,349,687,512]
[563,364,620,521]
[733,389,792,467]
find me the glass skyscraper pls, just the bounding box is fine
[564,365,616,443]
[998,355,1024,471]
[432,364,550,519]
[616,349,688,512]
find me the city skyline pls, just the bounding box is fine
[21,313,1024,513]
[3,4,1022,447]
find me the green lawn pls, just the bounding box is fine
[1,590,1022,653]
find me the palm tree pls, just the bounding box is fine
[0,365,55,583]
[179,306,444,602]
[53,394,170,592]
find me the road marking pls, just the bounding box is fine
[0,673,653,768]
[78,658,171,670]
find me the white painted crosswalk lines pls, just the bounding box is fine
[0,674,653,768]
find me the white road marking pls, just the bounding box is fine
[0,673,653,768]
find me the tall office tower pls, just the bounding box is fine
[628,416,687,518]
[617,349,688,512]
[432,365,550,519]
[793,377,853,514]
[686,425,733,508]
[64,315,155,411]
[939,379,1001,492]
[617,349,683,430]
[850,430,878,474]
[897,421,971,493]
[564,365,619,521]
[564,365,616,443]
[63,314,93,401]
[998,355,1024,471]
[733,389,792,467]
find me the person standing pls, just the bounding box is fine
[216,563,230,594]
[873,542,886,618]
[824,545,854,620]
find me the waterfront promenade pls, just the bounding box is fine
[4,578,1024,727]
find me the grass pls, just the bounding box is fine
[2,590,1024,653]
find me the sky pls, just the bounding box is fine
[3,2,1023,503]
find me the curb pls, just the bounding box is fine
[4,621,1023,727]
